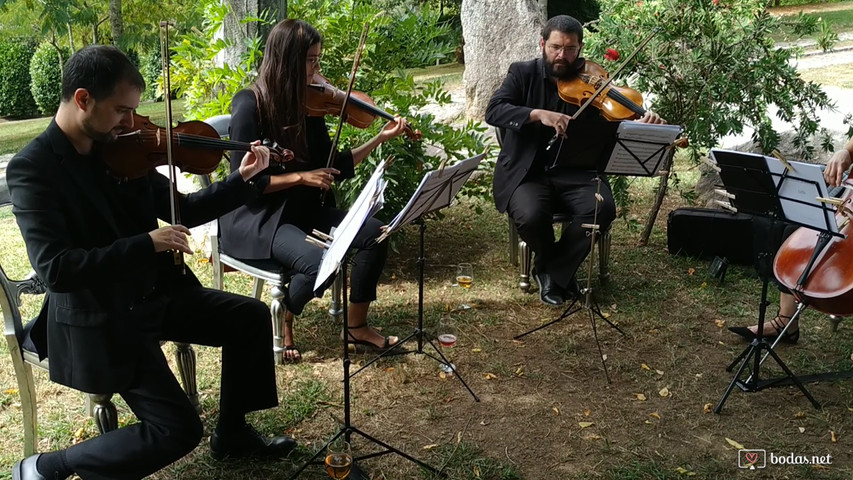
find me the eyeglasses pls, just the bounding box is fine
[306,55,322,67]
[546,44,581,56]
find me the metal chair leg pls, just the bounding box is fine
[174,342,200,413]
[270,285,286,365]
[328,274,343,319]
[88,393,118,434]
[519,240,531,293]
[598,228,611,283]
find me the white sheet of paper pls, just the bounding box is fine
[605,122,683,176]
[314,160,387,292]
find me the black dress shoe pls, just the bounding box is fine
[534,271,564,307]
[210,424,297,459]
[12,454,46,480]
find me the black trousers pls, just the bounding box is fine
[271,207,387,316]
[64,287,277,480]
[506,168,616,288]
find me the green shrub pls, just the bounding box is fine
[0,38,39,118]
[29,43,70,116]
[139,48,163,101]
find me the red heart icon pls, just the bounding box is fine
[745,452,758,464]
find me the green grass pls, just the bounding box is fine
[772,7,853,44]
[0,99,187,156]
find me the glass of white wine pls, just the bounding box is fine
[456,263,473,310]
[324,437,352,479]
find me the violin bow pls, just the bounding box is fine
[160,20,185,272]
[321,23,371,203]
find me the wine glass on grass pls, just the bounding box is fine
[324,437,352,479]
[456,263,473,310]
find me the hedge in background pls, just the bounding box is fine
[30,43,70,116]
[0,39,39,119]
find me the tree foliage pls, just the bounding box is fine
[581,0,841,238]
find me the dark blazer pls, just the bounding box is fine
[7,120,257,393]
[218,89,355,259]
[486,58,549,214]
[486,58,600,213]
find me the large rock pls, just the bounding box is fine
[461,0,546,120]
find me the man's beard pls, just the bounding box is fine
[543,53,576,80]
[82,117,120,144]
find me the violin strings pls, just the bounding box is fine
[132,131,254,151]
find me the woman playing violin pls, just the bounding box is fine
[219,19,409,361]
[486,14,665,307]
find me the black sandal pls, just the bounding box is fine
[344,324,398,352]
[767,315,799,344]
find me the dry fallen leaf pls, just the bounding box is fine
[659,387,671,397]
[473,465,481,478]
[703,403,712,414]
[578,421,594,429]
[552,407,560,416]
[656,369,664,376]
[439,372,447,380]
[794,411,805,418]
[515,366,524,376]
[649,412,661,420]
[483,373,497,380]
[4,388,18,395]
[714,319,726,328]
[831,431,837,443]
[471,348,482,353]
[584,409,591,416]
[799,427,806,433]
[384,367,395,372]
[422,444,439,450]
[584,433,602,440]
[602,312,611,319]
[688,267,695,275]
[641,363,651,370]
[634,393,647,401]
[726,437,745,450]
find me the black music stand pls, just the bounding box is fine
[710,149,840,413]
[515,121,684,383]
[351,154,486,402]
[288,160,441,479]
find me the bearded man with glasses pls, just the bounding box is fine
[487,15,665,307]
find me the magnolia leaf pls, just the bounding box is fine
[634,393,647,401]
[578,421,594,429]
[725,437,745,450]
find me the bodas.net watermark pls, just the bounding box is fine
[738,449,832,469]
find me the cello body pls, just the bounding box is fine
[772,179,853,315]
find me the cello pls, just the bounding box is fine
[772,178,853,315]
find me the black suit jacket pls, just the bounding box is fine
[486,58,601,213]
[7,120,256,393]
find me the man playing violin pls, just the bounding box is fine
[7,45,294,480]
[487,14,665,306]
[219,19,409,360]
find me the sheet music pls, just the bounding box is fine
[384,154,485,234]
[314,160,387,292]
[764,157,838,234]
[605,122,683,175]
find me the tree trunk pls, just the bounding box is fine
[109,0,124,47]
[219,0,287,68]
[638,156,672,246]
[67,23,75,52]
[461,0,546,119]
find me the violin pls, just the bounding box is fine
[772,178,853,315]
[557,59,646,122]
[102,112,294,180]
[307,73,422,141]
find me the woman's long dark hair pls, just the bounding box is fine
[252,19,322,158]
